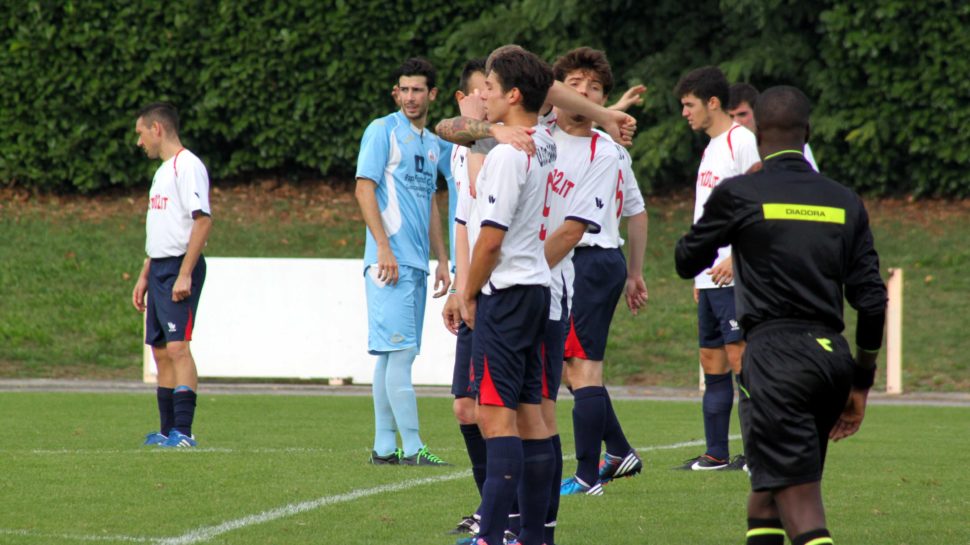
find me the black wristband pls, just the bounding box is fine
[852,363,877,390]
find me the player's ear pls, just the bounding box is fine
[707,95,720,111]
[429,87,438,101]
[508,87,522,106]
[455,90,466,103]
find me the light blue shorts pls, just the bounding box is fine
[364,264,427,354]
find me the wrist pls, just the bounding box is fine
[851,363,877,390]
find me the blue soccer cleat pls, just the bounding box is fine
[560,475,603,496]
[143,432,167,446]
[160,430,197,448]
[598,450,644,483]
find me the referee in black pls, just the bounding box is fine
[675,85,887,545]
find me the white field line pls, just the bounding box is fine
[1,435,739,544]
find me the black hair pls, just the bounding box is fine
[489,48,554,113]
[394,57,436,90]
[552,47,614,95]
[754,85,811,140]
[137,102,179,134]
[459,58,487,94]
[674,66,729,110]
[728,82,760,111]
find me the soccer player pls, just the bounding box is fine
[441,57,491,538]
[355,57,451,467]
[132,102,212,449]
[675,85,886,545]
[550,48,645,497]
[459,47,557,545]
[728,82,819,171]
[674,66,761,471]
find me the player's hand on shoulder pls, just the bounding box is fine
[492,125,536,155]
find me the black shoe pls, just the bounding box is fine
[725,454,748,472]
[370,448,402,465]
[448,514,480,535]
[400,444,450,466]
[673,454,728,471]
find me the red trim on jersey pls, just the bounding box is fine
[563,316,588,360]
[726,125,741,162]
[540,343,549,398]
[526,153,532,172]
[478,355,504,406]
[590,132,600,162]
[172,148,186,178]
[184,308,194,342]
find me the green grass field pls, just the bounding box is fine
[0,392,967,544]
[1,185,968,391]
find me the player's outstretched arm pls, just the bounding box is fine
[547,81,637,146]
[355,177,398,285]
[624,211,648,315]
[132,258,150,312]
[609,84,647,112]
[173,213,212,302]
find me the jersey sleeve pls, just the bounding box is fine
[564,138,617,234]
[355,119,390,184]
[617,147,645,217]
[733,128,761,174]
[178,155,211,216]
[675,180,742,279]
[844,196,888,316]
[478,146,526,231]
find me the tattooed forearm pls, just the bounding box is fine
[434,116,493,145]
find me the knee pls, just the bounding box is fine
[165,342,192,363]
[453,399,477,425]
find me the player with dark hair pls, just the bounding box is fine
[675,84,886,545]
[132,102,212,449]
[356,57,451,467]
[459,46,557,545]
[674,66,760,471]
[728,82,819,171]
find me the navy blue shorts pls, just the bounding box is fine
[697,287,743,348]
[472,284,550,409]
[145,255,206,346]
[565,247,626,361]
[451,322,477,398]
[542,317,567,401]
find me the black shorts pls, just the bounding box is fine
[697,287,743,347]
[145,255,206,346]
[739,320,854,491]
[541,316,567,401]
[451,322,477,398]
[564,246,625,361]
[472,284,550,409]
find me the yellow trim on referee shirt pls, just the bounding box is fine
[746,528,786,537]
[763,204,845,224]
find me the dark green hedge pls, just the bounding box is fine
[2,0,968,196]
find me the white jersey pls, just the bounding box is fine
[580,130,646,249]
[545,126,618,319]
[804,143,819,172]
[475,124,556,294]
[693,123,759,289]
[453,145,481,266]
[145,148,211,259]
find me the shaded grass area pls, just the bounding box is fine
[0,183,967,391]
[0,393,966,544]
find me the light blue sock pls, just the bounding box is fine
[372,353,398,456]
[385,347,423,456]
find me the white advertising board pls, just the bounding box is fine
[143,257,456,385]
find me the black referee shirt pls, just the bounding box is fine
[675,152,887,334]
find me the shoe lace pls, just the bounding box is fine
[419,446,444,463]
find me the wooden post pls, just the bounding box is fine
[699,361,705,392]
[886,268,903,394]
[142,311,156,384]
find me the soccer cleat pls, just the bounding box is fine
[400,445,450,466]
[503,530,519,544]
[674,454,728,470]
[143,431,167,446]
[598,450,644,483]
[160,430,197,448]
[560,475,603,496]
[726,454,748,472]
[370,448,402,465]
[448,514,480,535]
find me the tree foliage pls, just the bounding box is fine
[0,0,966,195]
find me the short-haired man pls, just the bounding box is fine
[675,85,886,545]
[674,66,761,471]
[132,102,212,449]
[459,47,557,545]
[355,57,451,467]
[547,48,647,499]
[728,83,819,171]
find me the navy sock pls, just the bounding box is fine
[479,437,523,545]
[572,386,607,485]
[702,373,733,460]
[172,386,197,437]
[602,389,633,456]
[517,438,553,545]
[460,424,488,497]
[544,434,563,545]
[746,518,785,545]
[792,528,833,545]
[508,500,520,536]
[156,387,175,436]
